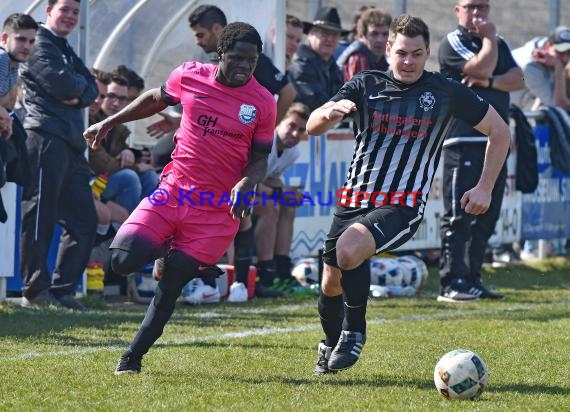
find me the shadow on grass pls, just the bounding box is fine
[224,374,569,395]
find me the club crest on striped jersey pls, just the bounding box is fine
[419,91,436,111]
[238,104,257,125]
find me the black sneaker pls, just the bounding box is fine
[56,294,86,311]
[114,354,142,375]
[328,330,366,371]
[437,278,479,303]
[469,282,504,300]
[254,284,283,298]
[21,289,62,308]
[314,341,337,375]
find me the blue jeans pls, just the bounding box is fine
[139,170,159,199]
[102,168,142,213]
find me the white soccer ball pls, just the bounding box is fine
[136,273,158,297]
[180,278,201,303]
[397,255,428,288]
[434,349,488,400]
[292,258,319,286]
[409,255,429,287]
[370,257,403,286]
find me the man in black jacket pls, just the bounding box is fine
[437,0,523,302]
[19,0,98,309]
[0,13,37,222]
[288,7,347,112]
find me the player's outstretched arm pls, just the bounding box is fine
[461,105,511,215]
[307,99,356,136]
[84,88,168,149]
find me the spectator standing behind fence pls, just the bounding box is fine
[308,14,511,374]
[288,7,347,112]
[332,5,372,62]
[510,26,570,259]
[188,5,295,125]
[336,8,392,81]
[19,0,98,310]
[437,0,524,302]
[84,22,276,374]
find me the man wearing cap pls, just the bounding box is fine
[511,26,570,111]
[510,26,570,261]
[288,7,347,112]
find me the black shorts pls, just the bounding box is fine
[322,205,423,267]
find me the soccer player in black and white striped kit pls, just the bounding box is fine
[307,15,512,374]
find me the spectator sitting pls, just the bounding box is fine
[0,13,37,224]
[510,26,570,259]
[265,14,304,70]
[114,64,145,102]
[336,8,392,81]
[90,74,158,217]
[511,26,570,111]
[89,68,110,123]
[231,102,310,299]
[86,69,129,238]
[288,7,347,112]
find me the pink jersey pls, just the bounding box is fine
[161,61,276,210]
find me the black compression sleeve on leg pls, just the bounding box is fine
[126,250,200,357]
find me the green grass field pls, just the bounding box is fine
[1,258,569,411]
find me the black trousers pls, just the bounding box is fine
[439,143,507,287]
[20,131,97,299]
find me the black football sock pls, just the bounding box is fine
[341,260,371,334]
[318,292,344,347]
[234,227,253,285]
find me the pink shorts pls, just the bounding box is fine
[114,185,239,265]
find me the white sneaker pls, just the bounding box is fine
[519,251,539,262]
[227,282,248,303]
[182,278,221,305]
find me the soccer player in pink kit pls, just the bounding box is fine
[84,23,276,375]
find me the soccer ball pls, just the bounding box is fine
[292,258,319,286]
[409,255,429,287]
[396,256,420,287]
[370,257,403,286]
[397,255,428,288]
[434,349,488,400]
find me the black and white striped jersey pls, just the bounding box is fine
[331,70,488,211]
[439,25,518,143]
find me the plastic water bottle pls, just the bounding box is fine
[369,285,392,298]
[386,286,417,297]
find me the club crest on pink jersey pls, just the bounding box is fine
[238,104,257,125]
